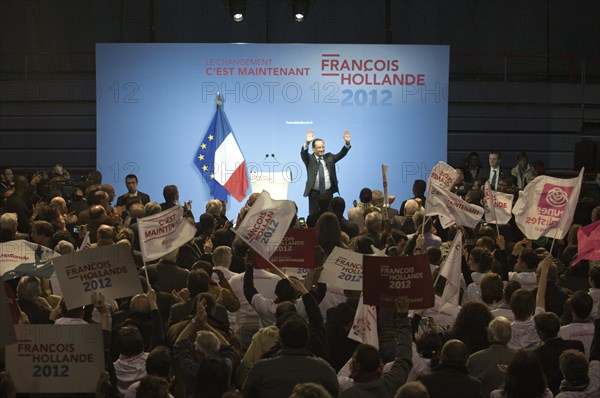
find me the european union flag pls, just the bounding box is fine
[194,102,248,202]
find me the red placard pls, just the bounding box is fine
[363,254,434,309]
[255,228,318,269]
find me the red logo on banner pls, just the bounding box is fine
[538,183,573,216]
[363,254,434,309]
[255,228,318,269]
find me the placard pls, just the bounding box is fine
[5,324,105,393]
[318,247,363,290]
[363,254,434,309]
[53,244,142,310]
[255,228,318,269]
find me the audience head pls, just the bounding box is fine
[316,192,333,212]
[487,316,512,345]
[439,339,468,365]
[559,349,588,387]
[16,276,42,302]
[503,350,547,398]
[480,273,503,305]
[290,383,333,398]
[534,312,561,341]
[394,381,429,398]
[187,269,210,297]
[135,375,170,398]
[510,288,535,321]
[117,325,144,357]
[359,188,372,204]
[279,316,309,349]
[568,290,593,320]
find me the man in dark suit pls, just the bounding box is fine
[533,312,585,396]
[483,151,508,190]
[116,174,151,209]
[419,340,483,398]
[301,129,351,215]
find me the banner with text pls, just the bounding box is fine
[363,253,434,309]
[255,228,318,269]
[318,247,363,290]
[53,244,142,310]
[483,182,514,225]
[97,44,449,220]
[233,190,296,262]
[6,324,105,393]
[137,205,197,262]
[425,185,484,229]
[0,240,60,281]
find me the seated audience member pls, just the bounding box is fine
[467,317,515,398]
[490,350,552,398]
[146,248,189,294]
[533,312,585,395]
[418,340,482,398]
[168,269,210,326]
[243,316,339,398]
[464,247,494,303]
[124,346,174,398]
[394,381,429,398]
[347,187,372,231]
[556,349,600,398]
[243,262,307,327]
[406,331,443,382]
[559,291,595,359]
[450,301,493,356]
[509,248,539,291]
[491,281,521,322]
[507,255,551,350]
[114,326,148,396]
[0,212,28,242]
[173,298,234,398]
[330,196,360,239]
[131,375,170,398]
[16,276,56,324]
[511,152,535,190]
[480,273,504,310]
[337,299,412,398]
[290,382,333,398]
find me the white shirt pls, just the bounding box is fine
[229,269,280,332]
[559,322,595,359]
[508,307,544,350]
[250,294,307,327]
[509,271,538,291]
[312,154,332,191]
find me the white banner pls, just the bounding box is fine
[53,244,142,310]
[483,182,514,225]
[427,161,459,191]
[512,169,584,240]
[425,185,484,229]
[233,190,296,261]
[318,247,363,290]
[6,324,105,393]
[348,294,378,348]
[439,230,463,308]
[0,240,60,281]
[137,205,197,262]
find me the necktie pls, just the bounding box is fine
[318,156,325,193]
[491,169,497,190]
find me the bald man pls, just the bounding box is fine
[419,340,483,398]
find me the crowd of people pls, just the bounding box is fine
[0,150,599,398]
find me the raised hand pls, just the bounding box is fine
[306,130,314,144]
[343,130,351,144]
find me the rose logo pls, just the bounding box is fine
[546,187,568,207]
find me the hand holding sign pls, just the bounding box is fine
[395,297,409,318]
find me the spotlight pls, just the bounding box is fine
[292,0,310,22]
[227,0,246,22]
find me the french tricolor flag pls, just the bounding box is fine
[194,100,249,202]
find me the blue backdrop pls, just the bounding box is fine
[96,43,449,219]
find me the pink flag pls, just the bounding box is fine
[572,220,600,265]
